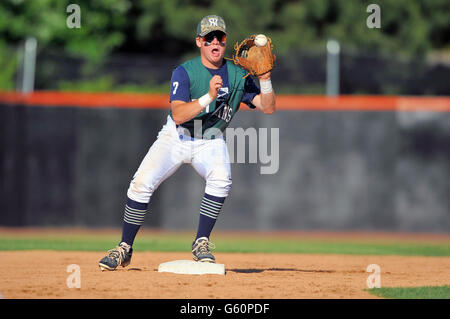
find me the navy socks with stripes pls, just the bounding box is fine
[195,193,226,240]
[120,193,225,247]
[121,198,148,246]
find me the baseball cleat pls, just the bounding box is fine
[192,237,216,263]
[98,242,133,271]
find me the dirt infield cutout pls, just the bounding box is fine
[1,251,449,299]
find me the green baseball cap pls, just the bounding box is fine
[196,15,226,36]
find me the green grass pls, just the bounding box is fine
[0,234,449,256]
[367,285,450,299]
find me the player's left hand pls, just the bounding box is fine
[231,35,276,77]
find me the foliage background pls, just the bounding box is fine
[1,0,449,93]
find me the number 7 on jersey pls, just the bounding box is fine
[172,81,179,95]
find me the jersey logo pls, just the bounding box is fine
[217,87,229,100]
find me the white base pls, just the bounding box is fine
[158,260,225,275]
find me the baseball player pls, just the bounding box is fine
[99,15,276,271]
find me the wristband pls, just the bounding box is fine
[198,93,213,108]
[260,79,273,94]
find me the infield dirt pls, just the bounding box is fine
[1,251,449,298]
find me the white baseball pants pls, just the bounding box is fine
[127,115,232,204]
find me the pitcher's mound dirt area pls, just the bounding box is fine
[1,251,449,299]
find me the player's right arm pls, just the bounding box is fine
[170,67,222,125]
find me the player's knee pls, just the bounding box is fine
[221,177,232,193]
[206,176,232,197]
[127,178,154,202]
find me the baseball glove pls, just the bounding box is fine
[230,35,276,77]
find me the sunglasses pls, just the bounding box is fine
[202,31,227,46]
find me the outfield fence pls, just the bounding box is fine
[1,93,449,232]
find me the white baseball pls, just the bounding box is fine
[254,34,268,47]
